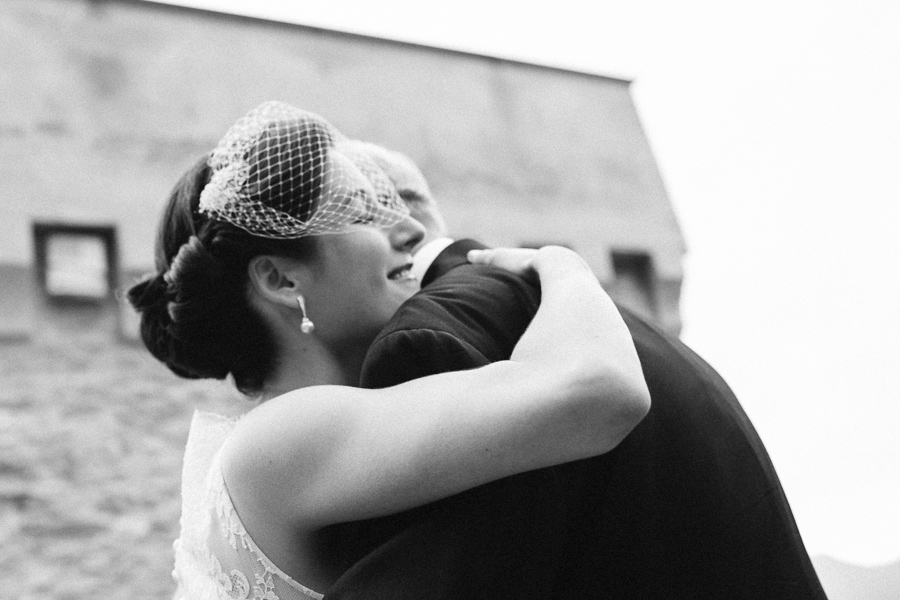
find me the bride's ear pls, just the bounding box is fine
[247,255,310,309]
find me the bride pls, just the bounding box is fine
[128,101,650,599]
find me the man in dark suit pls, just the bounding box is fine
[322,143,827,599]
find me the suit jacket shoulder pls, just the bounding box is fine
[360,263,540,389]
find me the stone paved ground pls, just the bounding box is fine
[0,337,246,600]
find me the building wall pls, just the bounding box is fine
[0,0,685,338]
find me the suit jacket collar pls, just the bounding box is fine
[410,237,455,284]
[421,238,488,287]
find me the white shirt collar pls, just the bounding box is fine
[410,237,455,284]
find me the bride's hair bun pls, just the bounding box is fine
[126,273,177,369]
[126,239,230,382]
[127,271,169,314]
[127,155,315,393]
[164,236,222,321]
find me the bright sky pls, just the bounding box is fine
[156,0,900,566]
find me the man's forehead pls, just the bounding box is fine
[389,164,429,195]
[379,155,432,201]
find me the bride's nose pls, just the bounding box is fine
[388,215,425,254]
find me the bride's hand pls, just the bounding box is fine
[467,247,537,276]
[468,246,593,279]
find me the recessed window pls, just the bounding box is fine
[610,250,656,318]
[33,223,118,302]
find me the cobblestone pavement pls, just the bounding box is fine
[0,338,246,600]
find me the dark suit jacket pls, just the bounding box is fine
[323,239,826,600]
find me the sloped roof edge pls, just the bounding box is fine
[127,0,633,85]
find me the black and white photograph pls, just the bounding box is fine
[1,1,897,598]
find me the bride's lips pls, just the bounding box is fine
[387,263,415,282]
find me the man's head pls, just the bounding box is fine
[342,140,447,246]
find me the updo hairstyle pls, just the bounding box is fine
[127,150,320,395]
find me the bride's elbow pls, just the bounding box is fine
[615,374,652,436]
[570,363,651,453]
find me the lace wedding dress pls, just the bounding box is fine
[171,411,324,600]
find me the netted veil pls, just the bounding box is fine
[198,101,409,238]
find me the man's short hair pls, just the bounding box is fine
[342,140,447,238]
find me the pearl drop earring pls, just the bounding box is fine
[296,295,315,334]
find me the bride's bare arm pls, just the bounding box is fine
[222,246,650,528]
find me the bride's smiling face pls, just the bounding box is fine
[300,151,425,345]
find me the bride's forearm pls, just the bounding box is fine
[513,247,632,367]
[508,246,650,452]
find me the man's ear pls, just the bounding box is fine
[247,255,309,309]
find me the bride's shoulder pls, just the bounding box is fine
[233,385,372,429]
[216,385,374,529]
[219,385,369,476]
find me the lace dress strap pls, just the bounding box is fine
[172,410,324,600]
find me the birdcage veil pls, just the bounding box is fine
[198,101,409,238]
